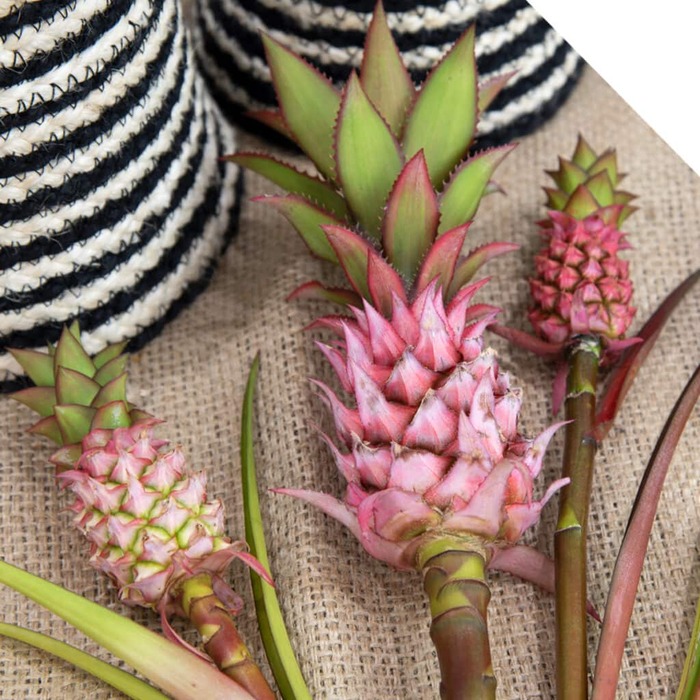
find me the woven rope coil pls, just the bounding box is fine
[191,0,584,147]
[0,0,241,393]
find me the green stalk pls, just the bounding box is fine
[677,594,700,700]
[555,336,601,700]
[418,536,495,700]
[180,574,276,700]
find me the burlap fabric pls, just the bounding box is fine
[1,66,698,698]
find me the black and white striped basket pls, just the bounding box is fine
[192,0,584,148]
[0,0,241,392]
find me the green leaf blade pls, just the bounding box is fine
[241,357,312,700]
[438,144,516,233]
[262,34,340,181]
[0,561,255,700]
[402,26,478,188]
[226,153,348,220]
[382,150,439,280]
[255,194,342,263]
[0,622,168,700]
[335,73,403,239]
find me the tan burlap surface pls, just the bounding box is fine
[1,65,699,698]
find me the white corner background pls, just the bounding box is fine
[527,1,700,176]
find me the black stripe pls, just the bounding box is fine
[0,0,135,89]
[0,66,192,271]
[0,0,166,135]
[196,5,552,108]
[487,42,574,112]
[0,119,231,353]
[0,0,76,39]
[0,165,245,394]
[215,0,526,51]
[0,92,203,312]
[0,9,179,195]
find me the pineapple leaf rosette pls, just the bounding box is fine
[10,325,276,700]
[232,4,568,696]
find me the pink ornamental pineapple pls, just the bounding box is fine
[10,326,275,700]
[232,5,568,696]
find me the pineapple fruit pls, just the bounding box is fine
[10,325,275,700]
[233,4,568,697]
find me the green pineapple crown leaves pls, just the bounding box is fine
[543,134,637,226]
[227,1,518,309]
[9,323,146,455]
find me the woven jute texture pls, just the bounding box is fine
[1,66,698,699]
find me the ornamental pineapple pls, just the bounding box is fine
[529,136,637,345]
[10,325,275,699]
[235,5,567,696]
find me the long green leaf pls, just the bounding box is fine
[262,34,340,181]
[591,364,700,700]
[402,25,478,188]
[241,356,312,700]
[0,622,167,700]
[0,561,254,700]
[677,595,700,700]
[335,73,403,239]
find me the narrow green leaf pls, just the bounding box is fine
[589,149,618,183]
[382,150,439,280]
[572,135,597,170]
[226,153,348,220]
[477,72,515,113]
[241,357,312,700]
[448,241,520,297]
[677,595,700,700]
[335,73,403,239]
[94,355,129,387]
[92,373,128,408]
[592,365,700,699]
[359,1,415,136]
[255,194,341,263]
[438,145,516,233]
[563,184,600,220]
[0,560,255,700]
[544,186,569,211]
[286,281,361,307]
[55,367,100,406]
[54,405,96,444]
[402,25,478,188]
[92,401,132,430]
[246,108,294,140]
[585,170,615,208]
[10,386,57,417]
[323,225,372,300]
[8,348,55,386]
[548,157,588,194]
[28,415,63,444]
[262,34,340,181]
[0,622,168,700]
[93,342,128,370]
[54,326,96,377]
[414,223,469,297]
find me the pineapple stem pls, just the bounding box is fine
[179,574,276,700]
[555,336,601,700]
[418,536,495,700]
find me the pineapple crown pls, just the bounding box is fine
[228,1,518,310]
[9,323,146,455]
[542,134,637,227]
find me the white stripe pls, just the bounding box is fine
[0,0,176,160]
[0,102,238,378]
[0,87,218,334]
[220,0,513,35]
[0,0,154,121]
[0,0,112,60]
[0,57,199,293]
[1,8,187,234]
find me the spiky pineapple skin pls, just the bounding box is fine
[54,420,238,611]
[285,282,565,570]
[529,211,636,345]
